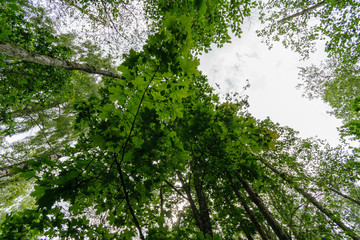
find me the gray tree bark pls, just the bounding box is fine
[0,42,121,78]
[235,173,291,240]
[0,161,28,179]
[278,1,325,23]
[229,176,271,240]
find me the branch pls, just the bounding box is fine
[164,179,188,200]
[0,153,63,179]
[278,1,325,24]
[0,42,121,78]
[63,0,109,27]
[113,154,145,240]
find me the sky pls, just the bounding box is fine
[199,18,343,146]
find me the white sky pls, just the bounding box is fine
[199,19,343,146]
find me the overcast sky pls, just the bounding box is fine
[199,19,343,146]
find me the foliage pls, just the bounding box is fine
[259,0,360,142]
[0,0,359,239]
[296,57,360,141]
[258,0,360,64]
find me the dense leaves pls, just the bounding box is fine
[0,0,359,239]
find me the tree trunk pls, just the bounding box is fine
[235,173,291,240]
[193,171,213,237]
[326,185,360,206]
[0,161,29,179]
[223,195,255,240]
[0,42,121,78]
[176,171,203,232]
[114,154,144,240]
[278,1,325,24]
[278,1,325,23]
[229,176,271,240]
[260,158,360,240]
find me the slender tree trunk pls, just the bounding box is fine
[193,171,213,237]
[160,183,164,222]
[278,1,325,23]
[326,185,360,206]
[176,171,203,232]
[229,176,271,240]
[114,154,144,240]
[260,158,360,240]
[235,173,291,240]
[0,42,121,78]
[224,195,255,240]
[292,166,360,207]
[0,161,29,179]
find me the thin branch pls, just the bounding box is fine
[164,179,188,200]
[63,0,108,26]
[113,154,145,240]
[117,67,159,159]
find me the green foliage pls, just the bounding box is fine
[0,0,359,239]
[145,0,257,53]
[259,0,360,144]
[258,0,360,64]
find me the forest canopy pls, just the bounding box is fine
[0,0,359,239]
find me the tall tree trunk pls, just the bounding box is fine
[176,171,203,233]
[291,163,360,207]
[0,161,29,179]
[326,184,360,206]
[235,173,291,240]
[260,158,360,240]
[278,1,325,23]
[193,171,213,237]
[0,42,121,78]
[223,195,255,240]
[229,176,271,240]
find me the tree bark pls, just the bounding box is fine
[193,171,213,237]
[0,42,121,78]
[278,1,325,24]
[326,185,360,207]
[0,153,62,179]
[229,176,271,240]
[176,171,203,232]
[235,173,291,240]
[260,158,360,240]
[0,161,29,179]
[223,194,255,240]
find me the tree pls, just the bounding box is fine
[258,0,360,142]
[0,0,359,239]
[258,0,360,64]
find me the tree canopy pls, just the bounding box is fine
[0,0,359,239]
